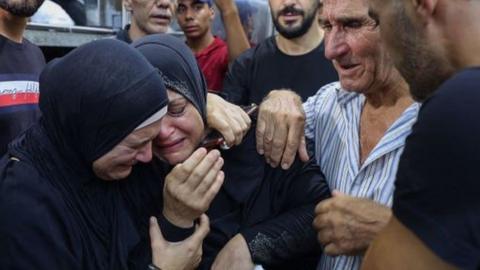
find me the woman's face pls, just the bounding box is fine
[92,119,163,180]
[153,90,205,165]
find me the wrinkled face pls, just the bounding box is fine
[368,0,453,101]
[320,0,398,93]
[269,0,319,39]
[176,0,214,40]
[0,0,44,17]
[125,0,174,35]
[92,120,163,180]
[153,90,204,165]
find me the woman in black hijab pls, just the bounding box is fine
[131,34,330,270]
[0,39,208,270]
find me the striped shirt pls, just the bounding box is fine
[303,82,420,270]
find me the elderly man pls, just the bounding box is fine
[361,1,480,269]
[117,0,174,42]
[222,0,337,169]
[255,0,420,269]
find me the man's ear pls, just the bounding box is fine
[412,0,438,25]
[124,0,133,13]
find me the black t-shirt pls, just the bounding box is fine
[393,67,480,270]
[0,35,45,155]
[223,36,338,105]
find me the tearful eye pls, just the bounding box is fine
[167,100,187,117]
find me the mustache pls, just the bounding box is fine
[278,5,304,16]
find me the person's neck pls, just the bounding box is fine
[128,23,147,42]
[451,24,480,70]
[0,10,27,43]
[364,73,413,109]
[186,32,214,54]
[275,23,324,56]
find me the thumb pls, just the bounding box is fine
[297,136,309,162]
[149,216,166,248]
[188,214,210,247]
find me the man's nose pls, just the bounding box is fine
[324,28,350,60]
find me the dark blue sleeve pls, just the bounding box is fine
[0,159,81,270]
[240,158,330,267]
[393,68,480,270]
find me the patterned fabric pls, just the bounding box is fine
[303,82,420,270]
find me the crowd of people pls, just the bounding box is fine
[0,0,479,269]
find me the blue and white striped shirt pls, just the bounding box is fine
[303,82,420,270]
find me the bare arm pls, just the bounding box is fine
[215,0,250,62]
[361,216,458,270]
[313,191,391,256]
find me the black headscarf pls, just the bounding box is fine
[1,39,168,270]
[132,34,208,122]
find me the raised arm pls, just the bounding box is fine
[215,0,250,63]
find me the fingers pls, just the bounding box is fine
[297,136,309,162]
[315,198,332,215]
[256,89,306,169]
[279,125,303,170]
[201,171,224,207]
[188,214,210,247]
[185,150,221,189]
[172,148,208,183]
[255,112,266,155]
[206,93,250,146]
[149,216,165,249]
[262,112,275,164]
[317,226,334,246]
[215,119,236,146]
[268,116,287,168]
[195,157,224,194]
[324,243,343,256]
[227,105,251,146]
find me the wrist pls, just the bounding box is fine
[162,208,195,228]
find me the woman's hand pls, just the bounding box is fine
[206,93,251,147]
[150,214,210,270]
[163,148,224,228]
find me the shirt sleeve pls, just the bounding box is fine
[222,48,255,105]
[240,158,330,266]
[303,82,336,140]
[392,70,480,270]
[0,160,81,270]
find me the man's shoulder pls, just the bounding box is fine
[307,81,349,105]
[422,67,480,121]
[236,36,276,61]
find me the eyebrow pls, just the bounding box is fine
[168,97,187,104]
[368,9,380,26]
[335,15,368,24]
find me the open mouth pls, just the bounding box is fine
[151,14,171,23]
[341,63,359,70]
